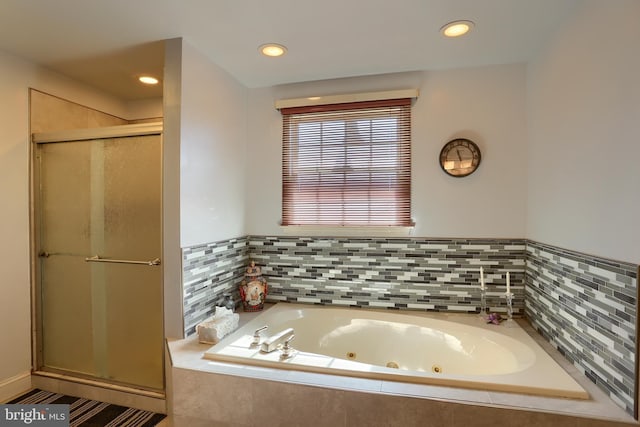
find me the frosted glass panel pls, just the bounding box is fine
[39,141,94,376]
[37,134,163,390]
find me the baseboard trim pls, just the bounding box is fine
[0,372,32,403]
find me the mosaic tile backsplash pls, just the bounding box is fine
[526,241,637,416]
[183,236,526,334]
[182,235,638,416]
[182,237,248,336]
[249,236,526,313]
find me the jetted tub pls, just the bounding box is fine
[204,303,588,399]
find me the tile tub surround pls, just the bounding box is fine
[182,236,639,417]
[249,236,527,314]
[526,240,638,417]
[182,237,249,336]
[182,236,528,338]
[167,309,635,426]
[170,367,635,427]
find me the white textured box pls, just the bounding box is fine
[197,308,240,344]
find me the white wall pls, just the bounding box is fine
[179,40,248,247]
[126,98,164,120]
[526,0,640,264]
[245,64,528,238]
[0,49,132,400]
[162,38,184,339]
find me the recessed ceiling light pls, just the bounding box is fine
[259,43,287,57]
[138,76,159,85]
[440,20,474,38]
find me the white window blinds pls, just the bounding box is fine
[281,98,412,226]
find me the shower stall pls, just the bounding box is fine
[31,123,164,393]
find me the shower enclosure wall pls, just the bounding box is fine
[32,123,164,393]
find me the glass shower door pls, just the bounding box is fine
[36,133,163,391]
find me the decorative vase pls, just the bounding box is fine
[238,260,268,312]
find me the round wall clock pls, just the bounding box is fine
[439,138,481,177]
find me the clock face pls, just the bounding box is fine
[439,138,481,177]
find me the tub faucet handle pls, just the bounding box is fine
[251,326,268,347]
[280,334,296,360]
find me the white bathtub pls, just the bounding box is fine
[204,303,588,399]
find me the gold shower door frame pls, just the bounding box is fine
[32,124,164,393]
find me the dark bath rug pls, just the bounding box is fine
[7,388,166,426]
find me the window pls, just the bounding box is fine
[281,98,412,226]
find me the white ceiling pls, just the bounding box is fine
[0,0,580,100]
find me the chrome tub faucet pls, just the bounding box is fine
[260,327,295,353]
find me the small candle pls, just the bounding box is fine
[506,272,511,294]
[480,266,485,290]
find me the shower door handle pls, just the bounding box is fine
[85,255,161,266]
